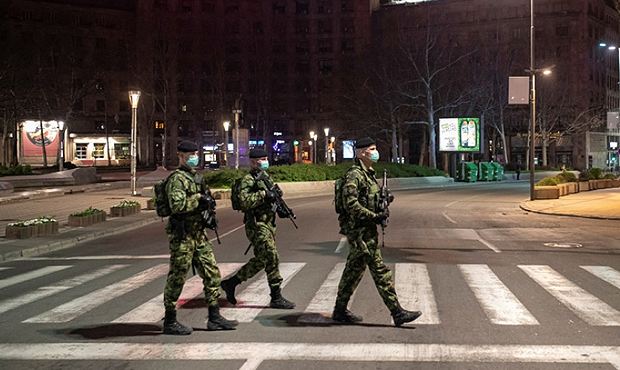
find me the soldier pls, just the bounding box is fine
[220,148,295,309]
[163,140,238,334]
[333,137,422,326]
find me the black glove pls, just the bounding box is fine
[276,207,289,219]
[374,211,388,225]
[198,194,213,211]
[263,189,277,202]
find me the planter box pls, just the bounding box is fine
[5,225,34,239]
[68,211,106,227]
[5,221,58,239]
[110,204,141,217]
[578,181,590,192]
[146,199,155,210]
[534,186,560,199]
[612,179,620,188]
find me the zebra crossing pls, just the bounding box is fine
[0,261,618,327]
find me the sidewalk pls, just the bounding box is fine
[520,187,620,220]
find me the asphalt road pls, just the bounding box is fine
[0,182,619,370]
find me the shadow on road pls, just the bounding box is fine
[266,313,417,330]
[62,323,162,339]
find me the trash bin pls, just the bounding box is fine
[478,162,494,181]
[457,162,478,182]
[491,162,504,181]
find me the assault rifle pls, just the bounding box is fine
[254,171,298,229]
[195,174,221,244]
[376,169,391,247]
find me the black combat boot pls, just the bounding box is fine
[220,276,241,305]
[332,304,363,324]
[269,287,295,309]
[207,305,238,331]
[391,304,422,327]
[163,310,193,335]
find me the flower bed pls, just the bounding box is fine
[6,217,59,239]
[68,207,107,227]
[110,200,141,217]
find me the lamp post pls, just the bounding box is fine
[313,133,318,163]
[330,136,335,164]
[223,120,230,167]
[599,42,620,120]
[309,130,315,163]
[308,140,313,162]
[57,121,65,172]
[128,90,141,196]
[528,0,536,201]
[323,127,330,164]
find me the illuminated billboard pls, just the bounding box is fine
[439,117,480,152]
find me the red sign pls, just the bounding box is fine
[21,120,60,161]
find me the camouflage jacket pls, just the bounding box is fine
[165,165,204,231]
[340,159,380,232]
[238,168,276,225]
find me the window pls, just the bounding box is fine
[93,144,105,159]
[76,143,88,159]
[181,0,192,12]
[318,20,332,34]
[319,39,332,53]
[556,25,568,37]
[114,143,130,159]
[318,59,333,75]
[95,37,106,50]
[273,2,286,14]
[296,1,309,15]
[201,0,214,12]
[96,100,105,112]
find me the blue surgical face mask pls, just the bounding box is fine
[259,160,270,170]
[369,150,380,162]
[187,154,199,167]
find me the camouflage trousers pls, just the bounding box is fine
[234,221,283,290]
[164,229,221,311]
[335,226,399,312]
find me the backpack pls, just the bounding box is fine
[334,167,356,215]
[153,177,172,217]
[230,177,245,211]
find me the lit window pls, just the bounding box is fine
[76,143,88,159]
[93,144,105,159]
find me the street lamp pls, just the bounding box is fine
[313,133,318,163]
[599,42,620,118]
[324,128,330,164]
[57,121,65,172]
[223,121,230,167]
[330,136,336,164]
[128,90,141,196]
[309,131,315,163]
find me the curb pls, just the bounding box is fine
[519,202,620,221]
[0,215,160,262]
[0,182,130,206]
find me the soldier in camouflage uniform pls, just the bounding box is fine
[162,140,238,334]
[220,148,295,309]
[333,137,422,326]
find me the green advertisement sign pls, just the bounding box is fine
[439,117,481,152]
[457,118,480,152]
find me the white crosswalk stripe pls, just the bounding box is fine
[23,264,169,323]
[1,262,618,328]
[0,265,126,315]
[220,263,305,322]
[396,263,440,324]
[581,266,620,290]
[112,263,243,323]
[0,267,13,272]
[298,263,351,323]
[519,265,620,326]
[0,266,72,290]
[460,264,538,325]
